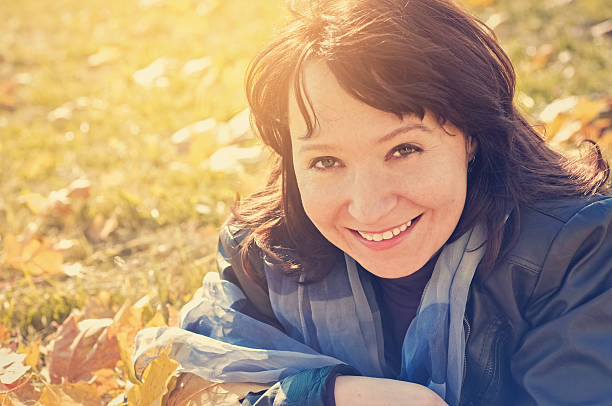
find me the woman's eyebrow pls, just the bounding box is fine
[377,123,431,143]
[297,123,431,154]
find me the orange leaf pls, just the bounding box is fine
[47,314,120,384]
[0,325,11,346]
[67,179,91,199]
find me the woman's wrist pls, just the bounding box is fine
[334,376,447,406]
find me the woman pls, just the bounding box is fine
[134,0,612,404]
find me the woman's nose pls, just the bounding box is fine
[346,169,397,225]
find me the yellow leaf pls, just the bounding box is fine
[22,193,48,214]
[144,311,167,329]
[127,346,179,406]
[572,98,609,125]
[39,382,99,406]
[17,338,41,368]
[4,234,22,265]
[117,332,140,385]
[31,250,64,275]
[0,394,14,406]
[21,240,41,262]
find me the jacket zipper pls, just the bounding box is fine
[462,315,471,381]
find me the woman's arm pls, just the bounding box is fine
[511,198,612,404]
[334,376,447,406]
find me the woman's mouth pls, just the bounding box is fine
[350,214,421,250]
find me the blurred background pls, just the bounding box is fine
[1,0,611,341]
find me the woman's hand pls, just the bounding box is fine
[334,376,447,406]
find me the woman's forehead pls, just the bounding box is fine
[288,60,402,138]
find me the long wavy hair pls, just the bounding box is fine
[232,0,610,284]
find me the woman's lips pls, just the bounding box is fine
[350,214,421,251]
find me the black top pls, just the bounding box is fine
[372,253,438,375]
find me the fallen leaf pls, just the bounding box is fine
[67,179,91,199]
[86,214,118,241]
[47,314,120,384]
[171,118,217,155]
[1,378,41,405]
[47,102,74,122]
[166,373,270,406]
[181,56,212,76]
[0,78,17,111]
[17,338,41,368]
[144,311,167,329]
[39,382,101,406]
[22,193,47,215]
[539,96,578,123]
[532,43,554,70]
[0,348,30,386]
[133,58,171,87]
[89,368,122,397]
[207,146,264,173]
[88,47,121,68]
[126,346,179,406]
[0,326,10,346]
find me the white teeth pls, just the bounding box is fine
[357,217,416,242]
[358,231,374,241]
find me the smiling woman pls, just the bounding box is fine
[290,60,475,278]
[133,0,612,405]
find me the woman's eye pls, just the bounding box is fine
[310,157,339,170]
[389,144,419,159]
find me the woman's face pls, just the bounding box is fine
[289,61,476,278]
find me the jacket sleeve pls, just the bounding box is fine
[510,198,612,405]
[216,223,360,406]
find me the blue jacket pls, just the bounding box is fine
[217,196,612,405]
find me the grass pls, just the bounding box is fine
[0,0,611,341]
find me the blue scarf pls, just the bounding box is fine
[134,224,486,406]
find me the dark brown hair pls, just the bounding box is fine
[233,0,610,283]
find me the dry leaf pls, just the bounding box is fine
[39,382,101,406]
[67,179,91,199]
[0,349,30,386]
[17,338,41,368]
[6,235,65,275]
[0,78,17,110]
[88,47,121,68]
[47,314,120,384]
[86,214,118,241]
[22,193,47,215]
[1,378,41,405]
[89,368,122,397]
[0,326,11,346]
[166,373,270,406]
[126,346,179,406]
[167,305,180,327]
